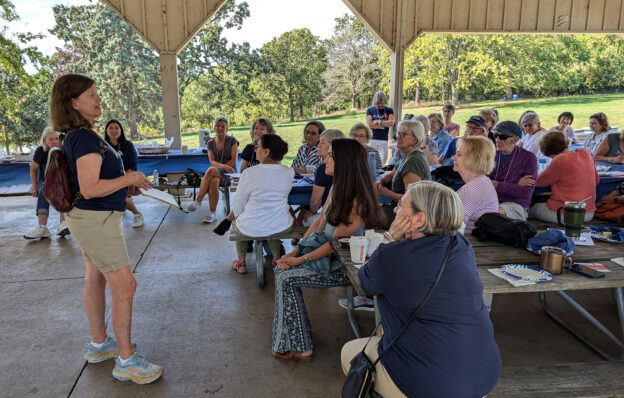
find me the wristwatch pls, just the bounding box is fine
[304,254,310,263]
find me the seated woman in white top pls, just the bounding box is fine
[585,112,612,157]
[549,112,578,145]
[230,134,294,274]
[517,111,547,160]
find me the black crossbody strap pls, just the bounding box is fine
[358,236,455,364]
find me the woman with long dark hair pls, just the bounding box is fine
[272,138,385,360]
[51,74,162,384]
[104,120,143,227]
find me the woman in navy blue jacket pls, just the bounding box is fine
[104,120,143,228]
[342,181,501,398]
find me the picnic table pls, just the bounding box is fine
[331,233,624,360]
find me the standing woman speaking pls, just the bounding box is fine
[50,74,163,384]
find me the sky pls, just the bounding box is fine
[5,0,353,59]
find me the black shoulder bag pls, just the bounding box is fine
[341,237,454,398]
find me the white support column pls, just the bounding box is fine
[159,53,181,148]
[389,0,405,129]
[390,50,404,123]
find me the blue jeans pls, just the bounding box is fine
[36,181,50,216]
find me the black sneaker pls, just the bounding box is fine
[213,218,232,235]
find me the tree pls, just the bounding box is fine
[0,0,46,154]
[51,3,162,138]
[261,29,327,122]
[322,14,381,110]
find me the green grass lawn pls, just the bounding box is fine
[158,93,624,165]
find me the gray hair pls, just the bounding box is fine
[350,123,372,141]
[372,91,388,106]
[40,126,59,151]
[412,115,429,131]
[406,181,464,236]
[520,111,540,127]
[321,129,345,144]
[398,120,425,147]
[428,113,444,128]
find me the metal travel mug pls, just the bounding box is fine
[539,246,572,275]
[557,201,586,239]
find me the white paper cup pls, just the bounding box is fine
[181,145,188,154]
[366,232,383,256]
[349,236,368,264]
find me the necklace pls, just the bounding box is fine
[494,148,518,183]
[214,137,226,164]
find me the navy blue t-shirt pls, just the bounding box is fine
[32,146,48,182]
[110,140,138,171]
[313,163,332,206]
[366,106,394,141]
[358,234,501,398]
[64,129,128,212]
[442,137,458,166]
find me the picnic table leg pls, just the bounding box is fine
[346,286,361,338]
[254,240,264,288]
[539,290,624,361]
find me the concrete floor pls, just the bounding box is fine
[1,193,622,397]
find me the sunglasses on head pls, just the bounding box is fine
[495,133,511,141]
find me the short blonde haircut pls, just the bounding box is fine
[398,120,425,147]
[350,123,372,141]
[412,115,429,131]
[322,129,345,144]
[40,127,59,151]
[480,109,498,126]
[456,136,496,175]
[406,181,464,236]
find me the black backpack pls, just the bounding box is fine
[472,212,537,248]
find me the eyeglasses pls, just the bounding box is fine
[495,134,511,141]
[396,131,412,137]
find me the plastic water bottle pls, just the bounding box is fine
[537,158,549,173]
[153,169,159,186]
[368,151,377,179]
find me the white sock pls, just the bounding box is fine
[118,356,131,365]
[91,340,105,348]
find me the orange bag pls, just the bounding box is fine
[594,202,624,224]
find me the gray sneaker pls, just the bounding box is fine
[338,296,375,312]
[132,214,144,228]
[184,200,201,213]
[24,225,51,240]
[85,336,120,363]
[113,352,164,384]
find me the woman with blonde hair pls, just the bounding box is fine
[24,127,70,239]
[350,123,382,173]
[239,117,275,171]
[51,74,162,384]
[342,181,501,397]
[453,136,498,232]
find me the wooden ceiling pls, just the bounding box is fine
[343,0,624,51]
[102,0,227,54]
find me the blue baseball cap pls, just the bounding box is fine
[494,121,523,138]
[466,115,486,128]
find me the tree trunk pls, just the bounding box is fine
[506,86,513,99]
[352,94,357,109]
[127,100,139,139]
[288,86,294,122]
[299,102,303,119]
[2,125,9,155]
[415,82,421,105]
[450,80,459,107]
[357,98,361,109]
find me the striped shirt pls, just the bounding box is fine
[292,144,321,172]
[457,175,499,233]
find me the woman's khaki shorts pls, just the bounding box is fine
[65,207,130,273]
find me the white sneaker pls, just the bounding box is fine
[57,221,70,236]
[203,212,217,223]
[24,225,51,240]
[184,200,201,213]
[132,213,144,228]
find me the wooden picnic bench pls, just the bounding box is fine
[229,225,308,288]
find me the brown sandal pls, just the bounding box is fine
[231,260,247,274]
